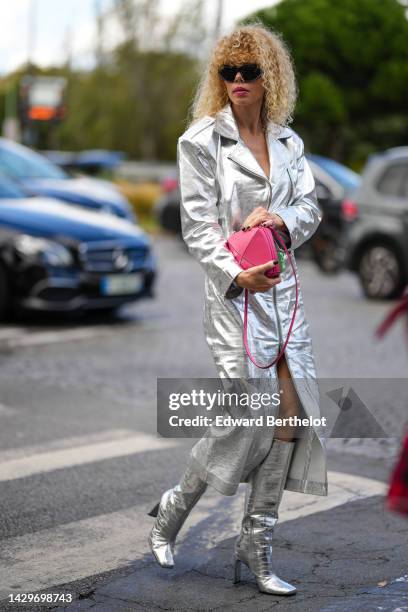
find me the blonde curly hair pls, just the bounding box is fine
[189,21,298,134]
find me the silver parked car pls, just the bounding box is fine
[343,146,408,299]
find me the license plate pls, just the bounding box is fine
[100,273,143,295]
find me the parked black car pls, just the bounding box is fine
[154,171,181,235]
[0,138,135,221]
[299,155,360,272]
[0,176,156,318]
[343,146,408,299]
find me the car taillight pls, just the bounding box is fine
[341,199,358,221]
[161,178,178,193]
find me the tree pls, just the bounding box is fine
[56,0,207,160]
[242,0,408,166]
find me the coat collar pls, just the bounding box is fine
[214,102,292,185]
[214,101,292,142]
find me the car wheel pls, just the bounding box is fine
[312,238,343,274]
[358,243,405,299]
[0,263,11,320]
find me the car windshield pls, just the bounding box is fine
[0,141,68,180]
[308,155,361,192]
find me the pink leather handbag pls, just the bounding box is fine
[225,225,298,369]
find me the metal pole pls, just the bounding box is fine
[214,0,224,42]
[27,0,37,66]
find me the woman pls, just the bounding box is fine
[148,23,328,596]
[376,288,408,517]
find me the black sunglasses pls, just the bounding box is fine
[218,63,263,83]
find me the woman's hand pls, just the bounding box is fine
[235,261,281,293]
[241,207,287,231]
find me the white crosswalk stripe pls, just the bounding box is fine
[0,403,16,417]
[0,321,167,349]
[0,327,27,340]
[0,429,179,482]
[0,429,387,602]
[0,326,111,349]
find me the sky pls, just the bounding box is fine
[0,0,279,76]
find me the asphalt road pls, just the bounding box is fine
[0,233,407,611]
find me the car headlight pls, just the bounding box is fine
[14,235,73,267]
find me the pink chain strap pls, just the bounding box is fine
[243,227,299,369]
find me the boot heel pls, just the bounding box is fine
[147,502,160,517]
[233,558,242,584]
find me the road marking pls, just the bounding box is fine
[0,429,136,462]
[0,403,16,417]
[0,327,111,349]
[0,327,27,340]
[0,470,386,600]
[188,470,387,536]
[280,470,387,522]
[0,429,179,482]
[0,318,177,350]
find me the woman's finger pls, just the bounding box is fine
[242,212,270,230]
[241,214,258,228]
[242,209,270,225]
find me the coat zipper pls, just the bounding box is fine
[235,136,284,358]
[235,135,315,492]
[235,137,283,351]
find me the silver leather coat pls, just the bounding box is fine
[177,101,328,497]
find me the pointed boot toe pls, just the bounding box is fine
[147,464,207,568]
[233,439,297,596]
[257,574,297,595]
[148,532,174,568]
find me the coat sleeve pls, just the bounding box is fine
[274,135,323,250]
[177,136,244,298]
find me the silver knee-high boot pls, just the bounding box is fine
[233,438,296,595]
[147,461,207,568]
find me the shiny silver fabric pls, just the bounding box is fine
[234,438,296,595]
[177,101,328,497]
[148,463,207,567]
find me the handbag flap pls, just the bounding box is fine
[226,227,278,269]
